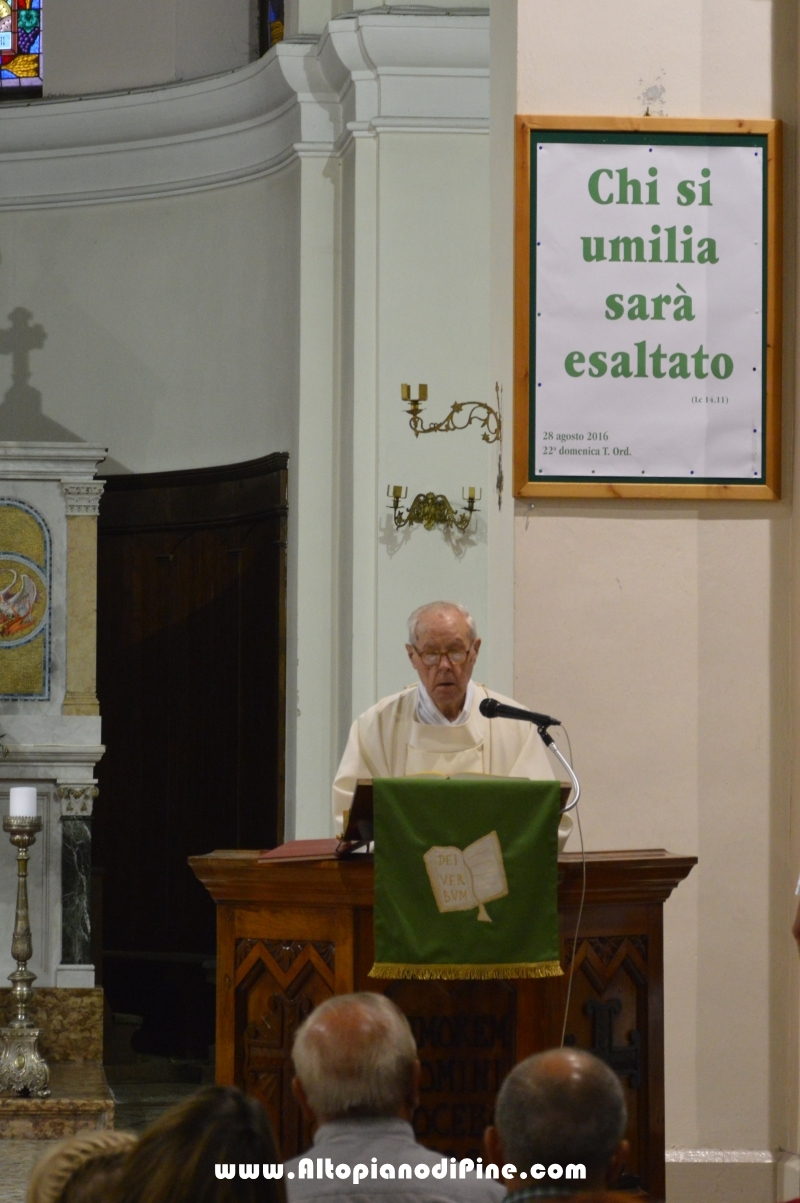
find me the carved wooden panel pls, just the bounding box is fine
[384,979,516,1162]
[235,939,335,1159]
[563,935,649,1192]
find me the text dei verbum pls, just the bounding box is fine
[567,167,733,382]
[214,1157,587,1182]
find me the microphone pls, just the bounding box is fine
[479,695,579,812]
[479,697,561,728]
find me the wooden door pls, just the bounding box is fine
[94,454,287,1060]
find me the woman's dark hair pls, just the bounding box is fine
[112,1085,285,1203]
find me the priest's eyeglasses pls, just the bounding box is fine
[413,645,470,666]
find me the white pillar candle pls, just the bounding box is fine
[9,787,37,818]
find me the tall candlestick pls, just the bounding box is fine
[9,788,37,818]
[0,813,49,1096]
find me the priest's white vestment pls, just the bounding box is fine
[332,683,555,830]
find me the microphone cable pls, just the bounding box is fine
[557,723,587,1049]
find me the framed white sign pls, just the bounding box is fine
[514,118,781,500]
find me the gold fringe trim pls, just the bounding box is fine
[368,960,563,981]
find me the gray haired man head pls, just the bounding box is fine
[284,992,504,1203]
[484,1049,629,1200]
[331,601,556,833]
[291,991,418,1124]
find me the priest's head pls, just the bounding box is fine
[406,600,481,721]
[291,992,419,1124]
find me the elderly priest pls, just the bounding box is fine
[332,600,555,830]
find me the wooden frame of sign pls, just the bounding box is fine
[514,116,782,500]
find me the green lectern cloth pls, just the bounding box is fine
[369,777,563,980]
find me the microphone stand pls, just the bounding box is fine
[535,726,580,813]
[529,719,584,1050]
[478,698,580,811]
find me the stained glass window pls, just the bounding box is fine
[0,0,42,98]
[258,0,283,56]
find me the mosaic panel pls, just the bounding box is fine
[0,498,50,699]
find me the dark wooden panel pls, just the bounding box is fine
[236,939,334,1159]
[95,458,287,1059]
[388,979,515,1162]
[561,935,651,1194]
[99,454,288,533]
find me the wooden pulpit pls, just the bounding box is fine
[190,848,694,1201]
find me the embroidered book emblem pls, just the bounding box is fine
[424,831,508,922]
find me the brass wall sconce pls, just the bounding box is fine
[387,485,481,532]
[401,384,502,444]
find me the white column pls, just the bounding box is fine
[344,131,380,727]
[60,480,104,716]
[486,0,518,699]
[289,151,341,839]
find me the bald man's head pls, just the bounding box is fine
[494,1049,627,1184]
[292,993,418,1123]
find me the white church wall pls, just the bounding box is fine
[517,506,705,1138]
[373,131,491,705]
[503,1,796,1198]
[44,0,255,96]
[0,170,299,473]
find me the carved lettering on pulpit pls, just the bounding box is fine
[386,979,515,1161]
